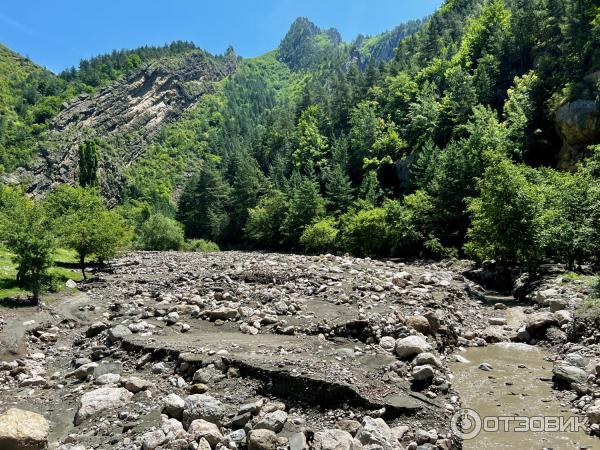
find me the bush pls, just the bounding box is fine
[184,239,220,252]
[300,218,339,254]
[339,207,389,257]
[137,214,185,251]
[245,191,289,249]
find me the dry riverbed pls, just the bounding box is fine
[0,251,598,450]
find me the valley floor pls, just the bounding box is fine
[0,251,598,450]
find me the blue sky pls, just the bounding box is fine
[0,0,443,73]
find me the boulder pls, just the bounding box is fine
[406,315,430,334]
[549,298,568,312]
[378,336,396,352]
[86,322,108,338]
[141,429,166,450]
[188,419,223,447]
[0,408,49,450]
[525,312,558,334]
[163,393,185,420]
[74,387,133,425]
[412,365,435,381]
[312,429,362,450]
[107,325,132,344]
[355,416,395,450]
[122,376,152,393]
[535,289,557,305]
[413,352,442,368]
[554,310,572,326]
[255,410,288,433]
[247,429,280,450]
[395,335,432,359]
[552,364,588,385]
[587,400,600,425]
[182,394,224,428]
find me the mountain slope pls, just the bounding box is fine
[19,50,237,201]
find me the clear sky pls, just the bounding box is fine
[0,0,443,73]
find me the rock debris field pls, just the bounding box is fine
[0,251,598,450]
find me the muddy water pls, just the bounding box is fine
[451,343,598,450]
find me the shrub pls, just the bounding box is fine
[339,207,389,257]
[138,214,185,251]
[184,239,220,252]
[300,218,339,254]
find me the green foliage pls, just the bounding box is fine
[78,140,99,187]
[184,239,220,253]
[45,186,131,278]
[465,153,546,272]
[0,187,55,303]
[138,214,185,251]
[60,41,198,87]
[339,207,389,257]
[300,218,339,254]
[245,191,289,249]
[177,161,232,242]
[280,175,326,247]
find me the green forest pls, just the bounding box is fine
[1,0,599,302]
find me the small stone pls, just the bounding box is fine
[478,363,493,372]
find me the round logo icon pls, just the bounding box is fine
[451,408,482,440]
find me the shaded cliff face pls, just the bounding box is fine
[555,99,600,170]
[15,51,236,201]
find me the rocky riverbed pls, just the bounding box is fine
[0,252,598,450]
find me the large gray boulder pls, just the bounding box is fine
[182,394,224,428]
[394,335,432,358]
[107,324,132,344]
[74,387,133,425]
[0,408,49,450]
[355,416,395,450]
[552,364,588,385]
[255,410,288,433]
[525,312,558,334]
[312,429,363,450]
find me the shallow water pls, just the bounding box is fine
[451,343,598,450]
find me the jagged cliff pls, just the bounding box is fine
[7,50,236,201]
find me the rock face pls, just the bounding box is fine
[18,51,236,201]
[555,99,600,169]
[0,408,49,450]
[74,387,133,425]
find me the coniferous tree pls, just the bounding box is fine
[78,140,99,187]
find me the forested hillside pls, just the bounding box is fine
[1,0,599,301]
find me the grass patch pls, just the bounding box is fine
[0,246,83,300]
[561,272,598,287]
[575,276,600,319]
